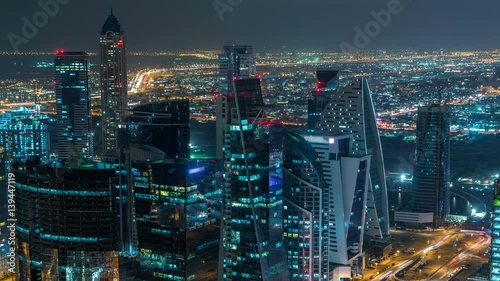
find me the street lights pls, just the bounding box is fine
[438,255,441,261]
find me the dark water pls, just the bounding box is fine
[388,191,470,216]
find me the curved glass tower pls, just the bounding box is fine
[283,132,371,280]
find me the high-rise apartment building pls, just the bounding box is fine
[100,9,127,156]
[412,103,451,225]
[15,159,120,280]
[316,78,389,239]
[283,132,370,280]
[55,51,91,162]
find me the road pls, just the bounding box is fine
[362,230,489,281]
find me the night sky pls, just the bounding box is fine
[1,0,499,52]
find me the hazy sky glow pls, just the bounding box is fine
[1,0,499,52]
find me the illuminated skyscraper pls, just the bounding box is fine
[316,78,389,239]
[491,179,500,281]
[307,69,339,131]
[412,103,450,225]
[55,51,91,162]
[216,44,256,158]
[100,9,127,156]
[219,78,287,281]
[0,107,49,164]
[15,159,120,280]
[283,132,370,280]
[218,44,256,96]
[132,159,220,280]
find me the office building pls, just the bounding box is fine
[15,159,120,280]
[132,159,221,280]
[316,78,389,239]
[283,132,371,280]
[55,51,91,162]
[0,107,49,164]
[219,77,287,280]
[127,100,190,159]
[491,180,500,281]
[412,103,451,225]
[307,69,339,131]
[216,44,256,159]
[100,9,127,156]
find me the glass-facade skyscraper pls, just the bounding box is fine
[316,78,389,239]
[55,51,91,162]
[283,132,371,280]
[127,100,190,159]
[15,160,120,280]
[219,77,287,281]
[0,107,49,164]
[491,179,500,281]
[100,9,127,156]
[412,103,451,225]
[216,44,256,159]
[307,69,339,131]
[132,160,220,280]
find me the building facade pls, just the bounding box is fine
[283,132,371,280]
[132,160,221,280]
[55,51,91,162]
[100,9,127,156]
[307,69,339,131]
[316,78,389,239]
[127,100,190,159]
[216,44,256,159]
[15,161,120,280]
[219,77,287,281]
[0,107,49,164]
[411,103,451,225]
[491,180,500,281]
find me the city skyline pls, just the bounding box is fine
[0,3,499,280]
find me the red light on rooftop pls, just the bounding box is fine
[55,50,64,55]
[117,41,124,46]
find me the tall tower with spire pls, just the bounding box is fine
[100,9,127,157]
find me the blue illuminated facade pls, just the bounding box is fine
[0,107,49,164]
[55,51,91,161]
[15,162,120,280]
[219,77,287,281]
[491,180,500,280]
[132,160,221,280]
